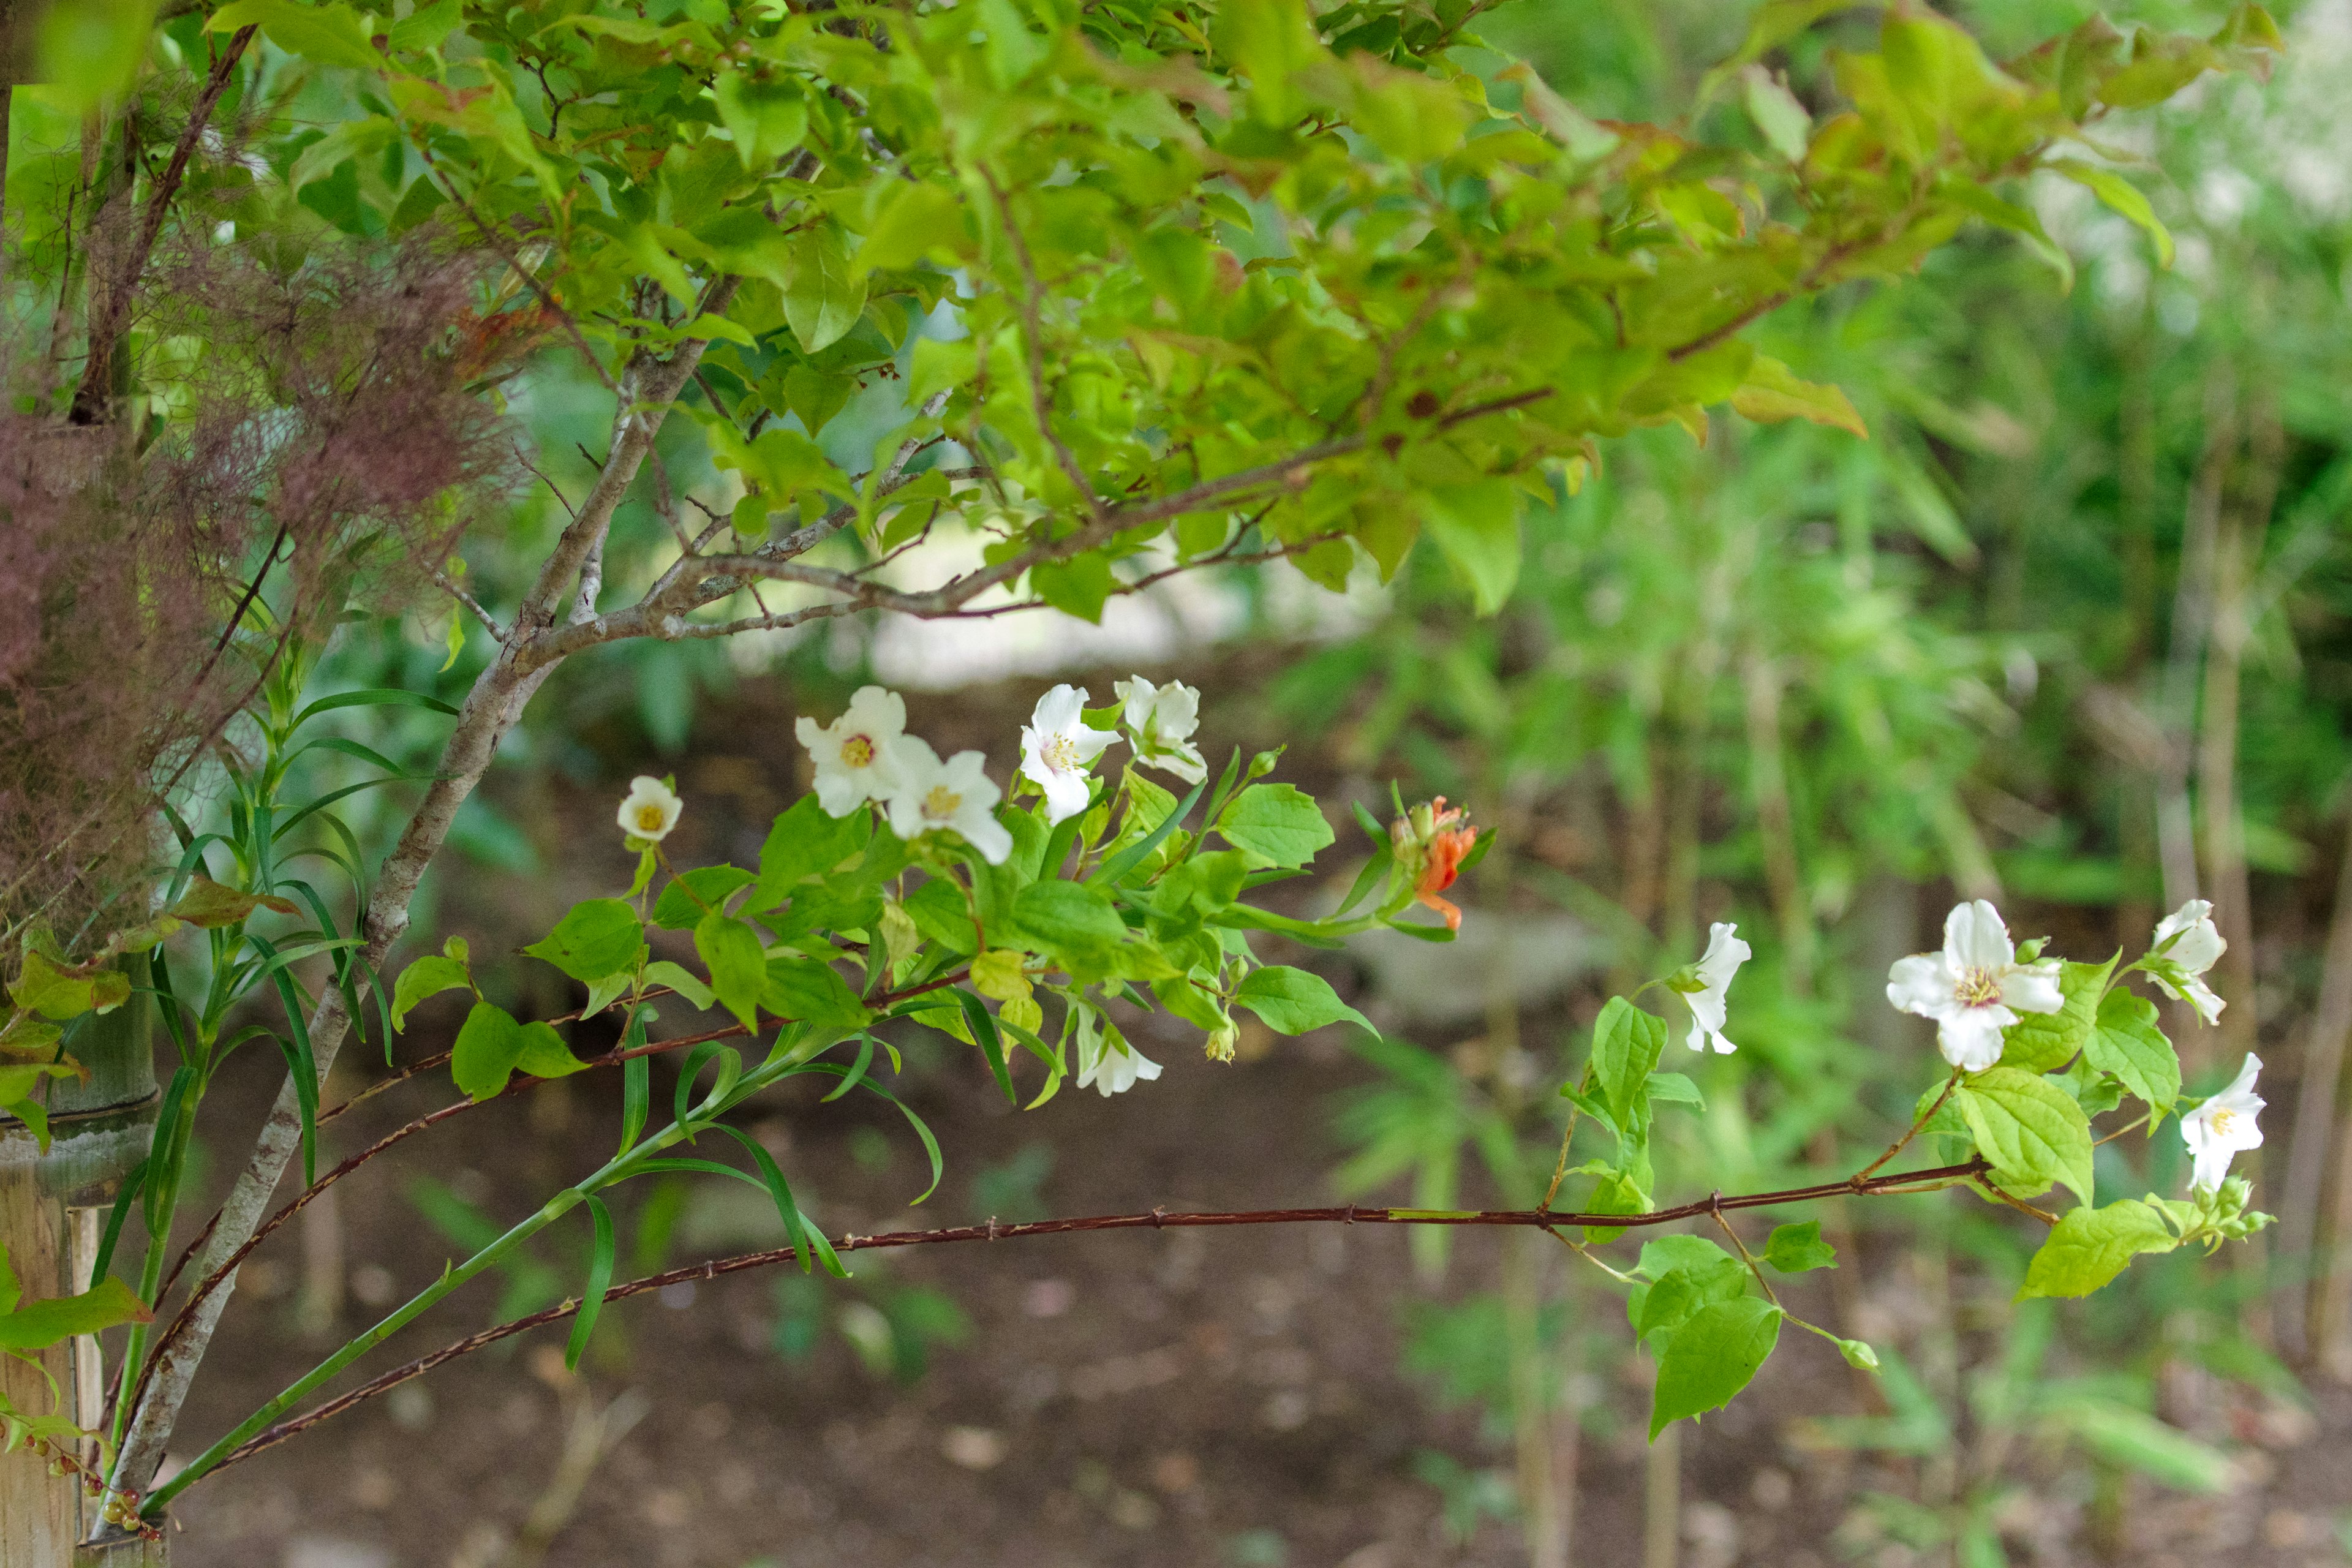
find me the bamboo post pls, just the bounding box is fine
[0,963,157,1566]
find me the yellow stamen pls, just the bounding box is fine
[1042,733,1082,772]
[840,734,875,768]
[1953,968,2002,1007]
[2209,1107,2237,1137]
[923,785,962,821]
[635,805,666,831]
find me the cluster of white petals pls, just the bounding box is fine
[2182,1052,2264,1193]
[1683,923,1751,1055]
[782,675,1210,864]
[2148,898,2228,1024]
[1886,900,2064,1072]
[616,776,683,843]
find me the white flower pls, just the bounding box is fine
[2181,1053,2263,1193]
[2148,899,2228,1025]
[1114,675,1207,785]
[1019,684,1119,825]
[794,685,908,818]
[1886,900,2065,1073]
[616,777,682,843]
[1683,922,1751,1055]
[883,737,1013,865]
[1074,1006,1162,1098]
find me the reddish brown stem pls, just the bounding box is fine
[194,1157,1990,1484]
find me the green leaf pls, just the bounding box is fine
[1741,66,1812,160]
[512,1023,586,1083]
[1730,356,1866,440]
[1589,997,1668,1131]
[2050,162,2174,269]
[712,70,807,170]
[651,867,758,930]
[8,951,130,1022]
[1762,1220,1837,1273]
[1956,1066,2095,1204]
[1420,480,1523,616]
[760,956,869,1030]
[565,1194,617,1370]
[2083,988,2181,1115]
[751,797,869,910]
[0,1276,152,1351]
[1234,965,1371,1035]
[391,938,472,1031]
[643,960,716,1011]
[695,912,769,1031]
[451,1002,535,1102]
[1214,783,1334,869]
[211,0,385,74]
[1635,1258,1751,1342]
[853,183,968,278]
[522,900,645,985]
[1010,880,1129,960]
[167,876,301,929]
[1999,956,2115,1073]
[1646,1071,1705,1109]
[2018,1197,2179,1299]
[782,225,867,355]
[1651,1298,1782,1438]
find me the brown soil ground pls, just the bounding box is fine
[145,669,2352,1568]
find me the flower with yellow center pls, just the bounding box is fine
[795,685,909,818]
[616,776,682,844]
[2181,1053,2264,1193]
[1885,900,2064,1072]
[883,737,1012,865]
[1019,684,1120,824]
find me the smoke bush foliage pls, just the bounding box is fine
[0,238,514,950]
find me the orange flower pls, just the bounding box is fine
[1392,797,1478,932]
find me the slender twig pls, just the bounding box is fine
[195,1156,1994,1483]
[1853,1068,1962,1186]
[981,167,1102,519]
[69,26,259,423]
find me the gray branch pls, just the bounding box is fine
[98,290,741,1526]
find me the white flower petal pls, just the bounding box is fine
[1938,1006,2012,1073]
[617,776,682,842]
[2002,962,2065,1016]
[2152,898,2212,950]
[1031,684,1087,735]
[1038,766,1094,825]
[1887,954,1956,1017]
[2182,974,2226,1025]
[1945,900,2015,974]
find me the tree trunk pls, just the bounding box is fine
[0,963,156,1564]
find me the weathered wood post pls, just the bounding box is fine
[0,960,161,1565]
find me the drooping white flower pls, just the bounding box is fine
[616,777,682,843]
[2181,1053,2264,1193]
[1074,1006,1163,1098]
[1683,922,1751,1055]
[883,738,1013,865]
[1886,900,2065,1073]
[794,686,908,818]
[1019,684,1119,825]
[2148,899,2228,1025]
[1114,675,1207,785]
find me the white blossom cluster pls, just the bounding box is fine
[790,677,1207,865]
[1671,895,2258,1195]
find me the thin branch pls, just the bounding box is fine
[69,26,259,424]
[195,1156,1993,1483]
[431,567,503,641]
[981,168,1101,519]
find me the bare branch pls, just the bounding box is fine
[981,167,1102,519]
[69,26,258,424]
[191,1156,1993,1485]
